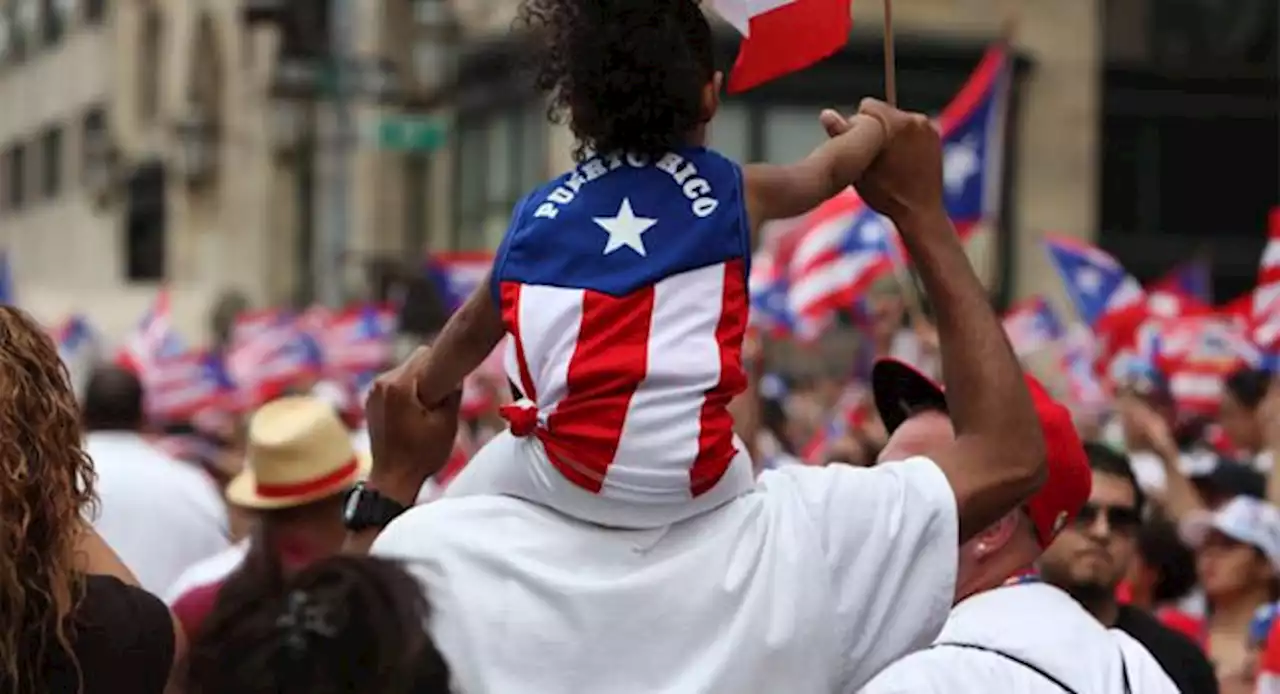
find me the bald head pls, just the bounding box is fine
[82,366,145,432]
[877,409,953,463]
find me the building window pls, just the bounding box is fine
[404,153,430,254]
[38,126,61,199]
[138,4,161,123]
[452,106,546,249]
[6,0,35,62]
[84,0,103,23]
[125,162,166,282]
[81,105,107,185]
[39,0,61,45]
[5,144,26,211]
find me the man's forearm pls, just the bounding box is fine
[894,208,1040,452]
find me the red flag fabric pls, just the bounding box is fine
[726,0,852,93]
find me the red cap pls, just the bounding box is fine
[872,359,1092,546]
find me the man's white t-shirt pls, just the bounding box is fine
[87,431,231,597]
[859,582,1179,694]
[373,457,958,693]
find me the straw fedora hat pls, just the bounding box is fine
[226,396,371,510]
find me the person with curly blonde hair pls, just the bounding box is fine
[0,306,184,694]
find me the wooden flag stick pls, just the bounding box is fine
[882,0,897,106]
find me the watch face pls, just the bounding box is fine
[343,487,362,522]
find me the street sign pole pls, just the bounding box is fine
[316,0,355,307]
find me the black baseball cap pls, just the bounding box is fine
[872,358,949,433]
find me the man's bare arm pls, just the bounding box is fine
[852,100,1046,542]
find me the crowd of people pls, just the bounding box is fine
[1,0,1275,693]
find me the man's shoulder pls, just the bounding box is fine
[758,456,954,517]
[860,647,992,694]
[372,495,558,557]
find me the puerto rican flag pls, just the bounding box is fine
[145,351,236,422]
[1002,296,1064,358]
[426,252,493,314]
[52,315,97,366]
[1254,208,1280,319]
[1061,323,1108,412]
[748,249,794,337]
[938,45,1011,237]
[321,303,397,380]
[1146,260,1212,318]
[785,191,895,338]
[1043,236,1146,329]
[225,311,323,408]
[117,289,184,377]
[714,0,853,93]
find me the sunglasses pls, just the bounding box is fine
[1074,502,1141,534]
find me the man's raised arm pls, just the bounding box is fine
[853,100,1047,542]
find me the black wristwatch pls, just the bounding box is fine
[343,481,409,531]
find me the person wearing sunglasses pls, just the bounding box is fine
[1040,443,1218,694]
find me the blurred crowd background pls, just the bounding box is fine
[0,1,1277,692]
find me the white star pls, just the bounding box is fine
[1075,267,1103,294]
[943,136,979,196]
[594,198,657,257]
[858,217,887,246]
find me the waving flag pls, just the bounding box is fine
[748,249,793,336]
[1147,261,1212,318]
[53,315,96,365]
[117,289,184,376]
[145,351,236,422]
[1061,323,1107,412]
[1002,296,1064,357]
[786,194,895,338]
[715,0,852,93]
[426,252,493,314]
[937,45,1011,236]
[1043,236,1145,328]
[1255,209,1280,319]
[226,311,324,408]
[321,303,397,380]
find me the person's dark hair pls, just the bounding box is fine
[1225,366,1270,410]
[517,0,716,161]
[188,555,450,694]
[1136,515,1198,604]
[1082,441,1146,513]
[81,366,145,432]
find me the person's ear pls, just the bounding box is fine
[973,513,1019,559]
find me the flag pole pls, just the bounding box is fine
[880,0,924,325]
[882,0,897,106]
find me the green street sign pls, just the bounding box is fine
[375,117,446,151]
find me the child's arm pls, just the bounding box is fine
[743,111,888,230]
[414,273,507,407]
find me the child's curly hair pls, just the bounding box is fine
[517,0,717,161]
[0,307,97,694]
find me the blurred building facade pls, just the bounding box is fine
[0,0,1274,341]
